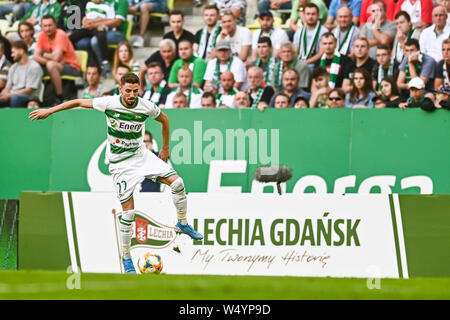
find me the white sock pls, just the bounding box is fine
[170,177,188,225]
[119,210,135,259]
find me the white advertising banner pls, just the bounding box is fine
[67,192,401,278]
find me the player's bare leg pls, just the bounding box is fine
[119,197,136,274]
[158,174,203,240]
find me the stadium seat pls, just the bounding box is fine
[150,0,174,18]
[0,19,18,36]
[42,50,88,82]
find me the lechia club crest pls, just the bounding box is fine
[120,211,177,248]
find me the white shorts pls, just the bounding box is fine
[109,149,176,204]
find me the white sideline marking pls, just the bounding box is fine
[393,194,409,279]
[62,192,79,273]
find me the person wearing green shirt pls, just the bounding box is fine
[20,0,61,34]
[75,0,127,66]
[168,39,207,89]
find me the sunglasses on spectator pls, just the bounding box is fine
[220,10,233,17]
[329,97,343,101]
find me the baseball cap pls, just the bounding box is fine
[408,77,425,89]
[434,85,450,96]
[259,10,273,18]
[216,39,231,50]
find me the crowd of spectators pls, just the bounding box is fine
[0,0,449,111]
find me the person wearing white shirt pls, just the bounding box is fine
[215,70,238,108]
[397,0,433,30]
[203,39,247,90]
[250,10,288,61]
[165,67,203,108]
[419,6,450,63]
[293,3,329,66]
[217,10,252,62]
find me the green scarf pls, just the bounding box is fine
[297,22,322,59]
[336,23,355,55]
[214,56,234,86]
[216,89,237,107]
[250,87,265,109]
[175,85,200,106]
[273,60,295,90]
[144,80,167,105]
[197,24,221,59]
[255,54,276,86]
[377,62,394,91]
[394,28,415,63]
[320,52,341,89]
[405,54,422,83]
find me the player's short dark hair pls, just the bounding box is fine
[311,66,329,80]
[11,40,28,52]
[41,14,56,23]
[169,9,184,18]
[257,36,272,47]
[395,10,411,22]
[405,38,420,50]
[120,72,140,86]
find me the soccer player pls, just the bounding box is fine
[28,72,204,274]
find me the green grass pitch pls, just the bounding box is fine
[0,270,449,299]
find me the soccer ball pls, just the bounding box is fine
[137,251,163,274]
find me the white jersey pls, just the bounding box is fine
[93,95,161,164]
[85,1,115,20]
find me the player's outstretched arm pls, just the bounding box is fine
[155,111,170,162]
[28,99,94,121]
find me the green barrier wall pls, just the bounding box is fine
[0,200,18,270]
[1,108,450,199]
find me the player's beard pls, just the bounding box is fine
[126,96,136,106]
